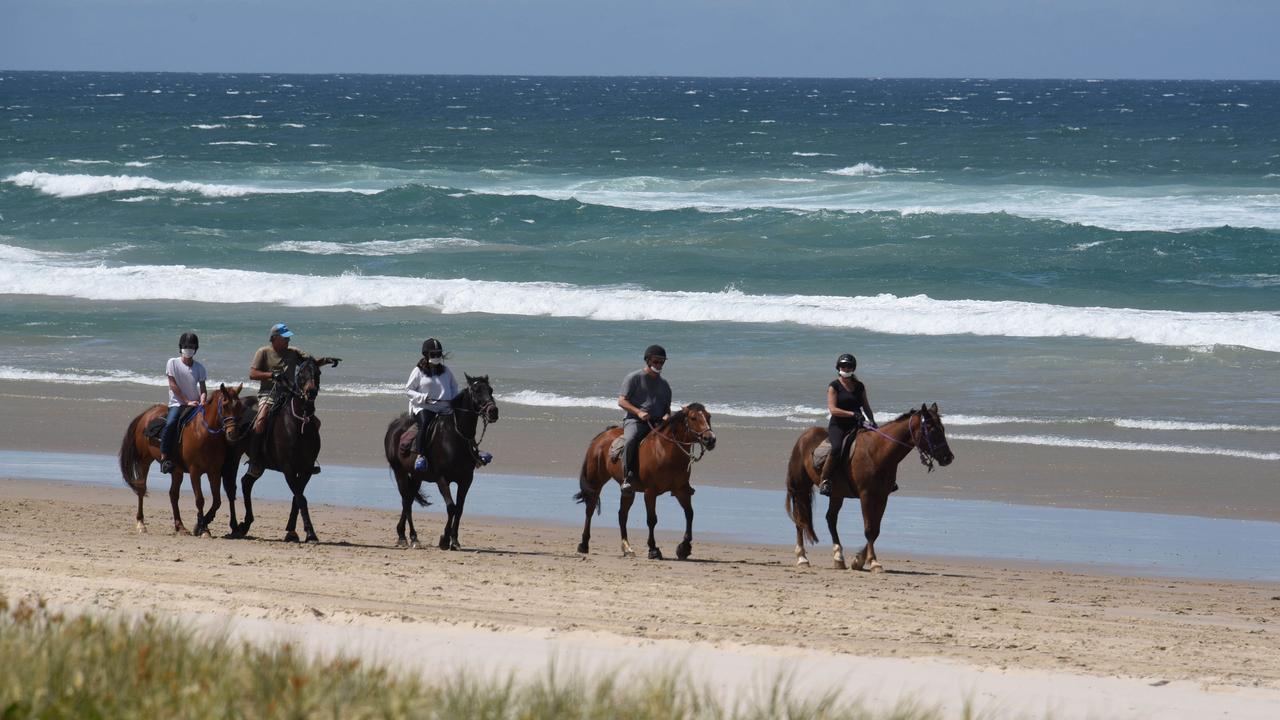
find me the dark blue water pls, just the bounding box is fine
[4,450,1277,583]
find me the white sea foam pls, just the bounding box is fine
[2,247,1277,352]
[123,161,150,168]
[67,159,112,165]
[207,141,276,147]
[950,433,1280,461]
[280,123,306,128]
[4,171,377,199]
[792,152,837,157]
[220,114,262,119]
[824,163,887,176]
[260,238,485,256]
[189,123,227,130]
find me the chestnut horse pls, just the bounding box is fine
[117,383,245,536]
[785,403,953,572]
[574,404,717,560]
[383,374,499,550]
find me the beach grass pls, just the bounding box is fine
[0,596,975,720]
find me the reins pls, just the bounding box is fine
[647,414,713,469]
[859,412,943,472]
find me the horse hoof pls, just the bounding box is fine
[438,536,450,550]
[284,532,301,543]
[622,550,636,559]
[448,540,461,551]
[576,542,589,555]
[135,522,147,534]
[305,533,319,544]
[410,539,421,550]
[833,560,847,570]
[797,557,811,567]
[174,526,189,536]
[869,562,884,574]
[396,537,409,548]
[676,542,692,560]
[648,548,663,560]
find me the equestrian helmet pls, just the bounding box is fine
[644,344,667,361]
[178,331,199,350]
[836,353,856,370]
[422,338,444,357]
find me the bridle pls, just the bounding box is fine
[198,393,239,439]
[861,410,948,472]
[449,382,498,449]
[647,411,715,468]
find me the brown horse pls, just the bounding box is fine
[785,403,953,572]
[574,404,716,560]
[118,383,245,536]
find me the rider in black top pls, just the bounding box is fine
[819,353,876,497]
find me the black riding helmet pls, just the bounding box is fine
[644,344,667,361]
[179,331,199,350]
[422,338,444,357]
[836,353,856,370]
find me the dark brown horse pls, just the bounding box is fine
[383,374,499,550]
[785,403,953,572]
[574,404,717,560]
[117,383,245,536]
[222,357,326,542]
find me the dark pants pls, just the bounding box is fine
[826,421,859,471]
[160,405,183,458]
[622,418,651,479]
[413,409,440,456]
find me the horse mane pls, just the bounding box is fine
[890,409,916,423]
[657,402,705,432]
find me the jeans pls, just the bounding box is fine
[160,405,183,457]
[413,409,441,456]
[622,418,651,478]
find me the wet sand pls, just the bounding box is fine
[3,378,1278,521]
[1,478,1278,719]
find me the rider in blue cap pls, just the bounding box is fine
[245,323,340,475]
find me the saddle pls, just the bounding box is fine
[812,432,858,472]
[144,406,201,447]
[397,417,440,458]
[608,435,626,462]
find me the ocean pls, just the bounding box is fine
[2,72,1278,464]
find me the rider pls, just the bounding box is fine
[617,344,672,493]
[245,323,340,474]
[404,337,459,472]
[160,331,208,474]
[819,353,877,497]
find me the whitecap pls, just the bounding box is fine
[260,238,485,256]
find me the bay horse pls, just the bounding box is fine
[786,403,953,572]
[574,404,716,560]
[383,374,499,550]
[117,383,245,536]
[222,357,325,542]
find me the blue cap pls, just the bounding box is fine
[270,323,294,338]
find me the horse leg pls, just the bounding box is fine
[189,467,209,537]
[296,473,318,543]
[618,484,637,558]
[200,467,223,537]
[795,523,810,567]
[826,493,846,569]
[644,489,663,560]
[437,480,456,550]
[134,456,151,534]
[222,463,239,537]
[169,470,188,535]
[856,493,887,573]
[577,479,599,555]
[674,488,694,561]
[233,472,258,538]
[446,480,470,551]
[395,472,412,547]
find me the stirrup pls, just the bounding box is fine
[414,455,428,471]
[477,451,493,466]
[160,459,174,474]
[818,478,832,497]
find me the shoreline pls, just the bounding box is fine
[3,378,1278,522]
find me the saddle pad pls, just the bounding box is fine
[398,426,418,457]
[608,435,626,462]
[144,406,200,441]
[811,433,857,472]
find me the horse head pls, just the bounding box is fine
[463,373,499,423]
[677,402,716,451]
[295,357,321,404]
[915,402,954,467]
[217,383,246,442]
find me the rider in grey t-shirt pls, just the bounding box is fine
[616,344,672,492]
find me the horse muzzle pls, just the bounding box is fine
[485,407,499,423]
[936,448,955,466]
[702,433,717,451]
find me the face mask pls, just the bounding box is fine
[837,369,854,378]
[428,356,443,365]
[181,348,196,359]
[648,364,662,374]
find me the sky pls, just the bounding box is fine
[2,0,1278,80]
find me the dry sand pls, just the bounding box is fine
[2,479,1278,719]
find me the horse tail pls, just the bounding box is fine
[119,412,147,498]
[785,436,818,545]
[573,430,608,516]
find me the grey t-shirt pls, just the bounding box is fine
[620,368,672,421]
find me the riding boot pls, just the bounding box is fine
[818,458,836,497]
[246,426,266,478]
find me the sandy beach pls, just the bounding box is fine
[2,477,1279,718]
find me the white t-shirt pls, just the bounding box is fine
[166,357,208,408]
[405,365,458,414]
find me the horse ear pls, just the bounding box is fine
[235,383,244,394]
[465,372,475,384]
[930,402,939,415]
[920,402,928,413]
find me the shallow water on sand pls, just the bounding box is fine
[4,450,1277,583]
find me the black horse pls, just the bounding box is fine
[383,374,498,550]
[222,357,326,542]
